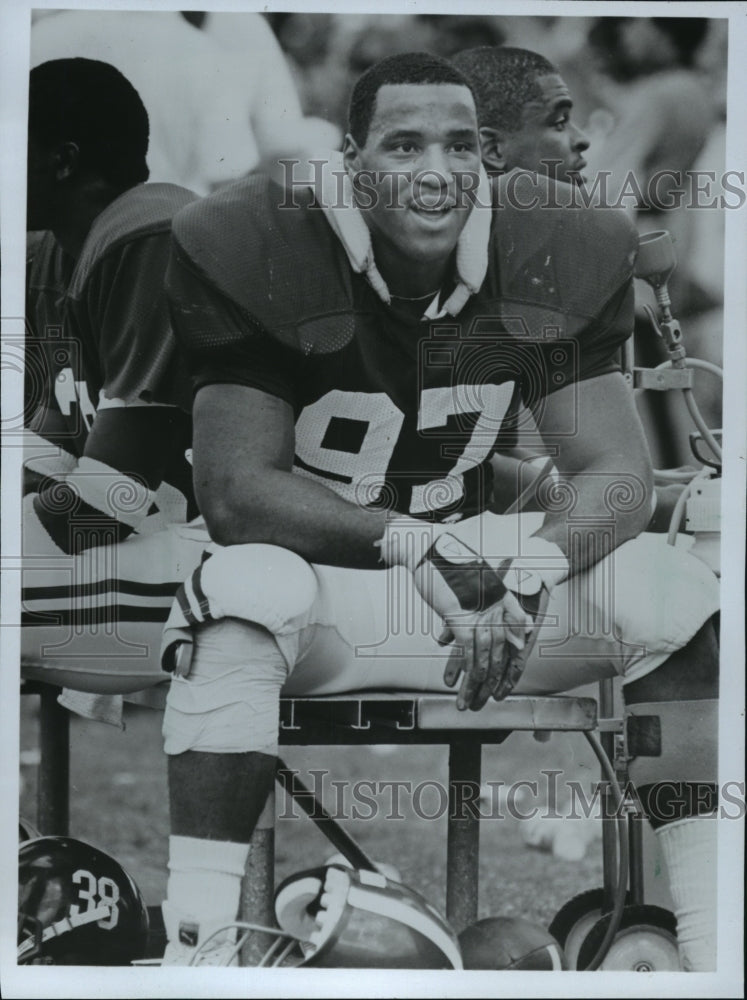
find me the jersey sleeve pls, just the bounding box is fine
[537,277,634,397]
[166,236,300,404]
[490,175,638,403]
[30,228,197,554]
[64,231,191,411]
[25,232,78,451]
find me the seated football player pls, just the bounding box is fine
[21,58,207,694]
[451,45,590,185]
[444,45,588,512]
[450,44,690,531]
[157,53,720,969]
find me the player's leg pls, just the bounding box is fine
[162,617,288,964]
[520,531,720,971]
[160,546,322,964]
[622,617,719,971]
[158,543,457,963]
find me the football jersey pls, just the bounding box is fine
[168,171,638,522]
[26,231,76,451]
[25,182,200,537]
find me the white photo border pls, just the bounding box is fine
[1,1,744,997]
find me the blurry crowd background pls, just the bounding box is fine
[30,10,729,465]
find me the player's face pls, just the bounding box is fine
[500,74,589,185]
[346,83,481,272]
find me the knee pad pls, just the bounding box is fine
[624,699,718,789]
[188,543,318,635]
[163,618,288,756]
[162,543,318,672]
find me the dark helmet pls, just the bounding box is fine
[18,836,149,965]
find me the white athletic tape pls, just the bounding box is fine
[163,619,289,755]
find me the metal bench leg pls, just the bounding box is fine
[239,788,276,965]
[37,685,69,835]
[446,740,482,931]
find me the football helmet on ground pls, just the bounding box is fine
[274,864,463,969]
[18,836,149,965]
[170,864,463,968]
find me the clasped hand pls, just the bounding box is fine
[409,538,540,712]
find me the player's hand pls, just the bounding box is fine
[410,532,550,711]
[440,589,540,710]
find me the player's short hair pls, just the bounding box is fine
[451,47,558,133]
[348,51,475,145]
[29,58,149,189]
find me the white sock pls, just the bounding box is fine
[656,816,717,971]
[163,835,250,944]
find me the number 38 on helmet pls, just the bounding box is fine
[18,836,149,965]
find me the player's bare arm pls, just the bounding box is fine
[416,372,654,711]
[30,403,191,554]
[193,383,389,568]
[529,369,655,578]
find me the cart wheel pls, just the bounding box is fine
[548,888,631,970]
[577,904,680,971]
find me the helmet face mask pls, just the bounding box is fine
[184,920,307,968]
[18,837,149,966]
[275,864,463,970]
[183,864,463,969]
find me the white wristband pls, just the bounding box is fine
[506,537,569,594]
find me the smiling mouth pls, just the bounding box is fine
[410,203,455,219]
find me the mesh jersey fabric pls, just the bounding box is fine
[26,230,77,450]
[167,170,638,521]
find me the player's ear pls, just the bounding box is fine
[479,127,507,173]
[342,134,362,174]
[53,141,80,182]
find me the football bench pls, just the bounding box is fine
[22,678,620,951]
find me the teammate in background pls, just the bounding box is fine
[451,45,590,517]
[450,44,689,531]
[158,53,719,970]
[22,59,204,698]
[451,46,589,185]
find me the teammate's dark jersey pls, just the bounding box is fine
[25,182,200,551]
[26,230,76,451]
[167,171,638,522]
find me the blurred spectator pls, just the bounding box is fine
[584,18,717,311]
[583,17,723,466]
[415,15,506,58]
[196,12,340,161]
[264,12,352,128]
[31,10,339,195]
[264,13,506,133]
